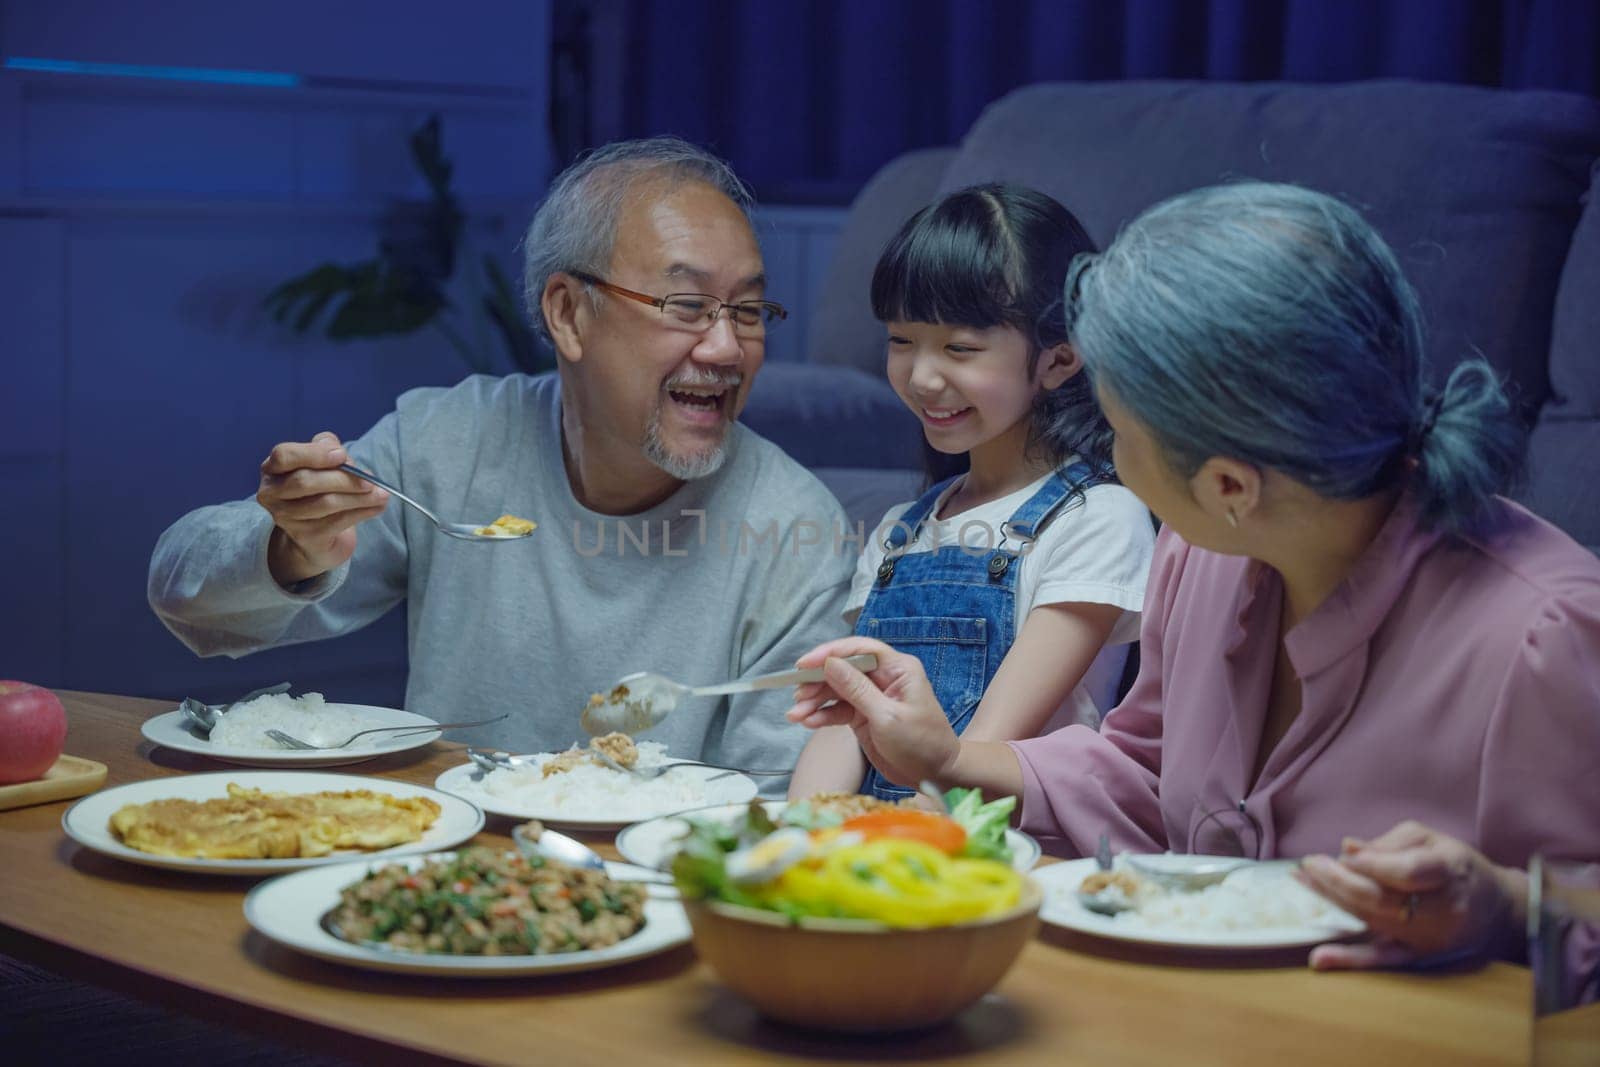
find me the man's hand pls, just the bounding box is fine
[258,431,388,587]
[1295,821,1524,971]
[784,637,959,788]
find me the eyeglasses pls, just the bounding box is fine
[1190,801,1263,859]
[569,271,787,336]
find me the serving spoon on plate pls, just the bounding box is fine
[179,681,292,736]
[580,654,879,736]
[338,464,534,543]
[510,822,675,886]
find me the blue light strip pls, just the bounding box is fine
[3,56,300,88]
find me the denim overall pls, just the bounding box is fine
[855,462,1099,800]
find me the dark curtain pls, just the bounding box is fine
[552,0,1600,201]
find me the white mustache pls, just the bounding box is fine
[665,372,743,392]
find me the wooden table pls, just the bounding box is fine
[0,691,1536,1065]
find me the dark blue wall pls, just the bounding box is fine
[0,1,552,706]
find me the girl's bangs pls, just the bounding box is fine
[870,213,1017,330]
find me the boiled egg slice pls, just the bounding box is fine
[726,828,813,884]
[807,828,865,855]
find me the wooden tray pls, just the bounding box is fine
[0,755,109,811]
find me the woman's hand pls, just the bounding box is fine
[785,637,959,788]
[1295,821,1525,970]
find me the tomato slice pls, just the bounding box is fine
[840,810,967,854]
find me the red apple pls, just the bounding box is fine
[0,681,68,785]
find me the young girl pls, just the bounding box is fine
[788,184,1156,801]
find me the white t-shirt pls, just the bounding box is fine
[845,469,1155,729]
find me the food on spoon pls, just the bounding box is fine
[1079,869,1144,897]
[474,514,537,538]
[583,683,654,731]
[108,783,440,859]
[0,681,68,784]
[541,731,640,778]
[329,845,645,955]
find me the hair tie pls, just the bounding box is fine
[1410,391,1447,456]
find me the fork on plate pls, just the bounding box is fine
[265,713,509,750]
[588,750,789,781]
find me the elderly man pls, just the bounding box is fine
[148,138,853,786]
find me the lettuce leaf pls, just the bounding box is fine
[669,799,777,907]
[945,787,1015,863]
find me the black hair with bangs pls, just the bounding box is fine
[870,183,1113,479]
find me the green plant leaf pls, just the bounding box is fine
[263,262,365,333]
[326,266,447,338]
[264,113,494,364]
[410,115,454,202]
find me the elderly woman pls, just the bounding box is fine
[787,182,1600,975]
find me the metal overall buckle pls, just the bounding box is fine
[989,520,1034,581]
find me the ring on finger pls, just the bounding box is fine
[1401,891,1420,923]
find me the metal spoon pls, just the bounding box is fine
[338,464,534,543]
[1126,854,1249,891]
[581,653,879,736]
[1077,831,1136,916]
[179,681,292,736]
[588,750,776,781]
[1077,887,1136,917]
[510,822,675,886]
[466,748,525,775]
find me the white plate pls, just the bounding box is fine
[1033,857,1367,950]
[141,704,441,768]
[244,853,690,976]
[614,800,1043,873]
[433,759,759,831]
[62,771,485,876]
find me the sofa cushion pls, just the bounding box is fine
[1548,159,1600,418]
[806,146,957,377]
[1521,419,1600,555]
[937,80,1600,420]
[813,466,926,535]
[1523,160,1600,553]
[740,362,924,470]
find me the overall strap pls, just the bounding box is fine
[882,475,961,552]
[1004,461,1104,542]
[874,475,960,586]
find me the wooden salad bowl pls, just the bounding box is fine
[682,877,1042,1032]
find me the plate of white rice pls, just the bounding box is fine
[1034,856,1366,950]
[433,741,758,830]
[141,692,441,768]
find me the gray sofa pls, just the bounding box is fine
[743,80,1600,554]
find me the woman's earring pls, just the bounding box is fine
[1225,510,1239,529]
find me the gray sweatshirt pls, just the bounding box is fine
[148,374,855,793]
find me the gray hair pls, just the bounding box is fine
[1069,181,1523,537]
[521,137,756,345]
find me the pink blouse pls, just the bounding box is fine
[1008,497,1600,870]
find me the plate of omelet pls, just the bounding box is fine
[62,771,484,875]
